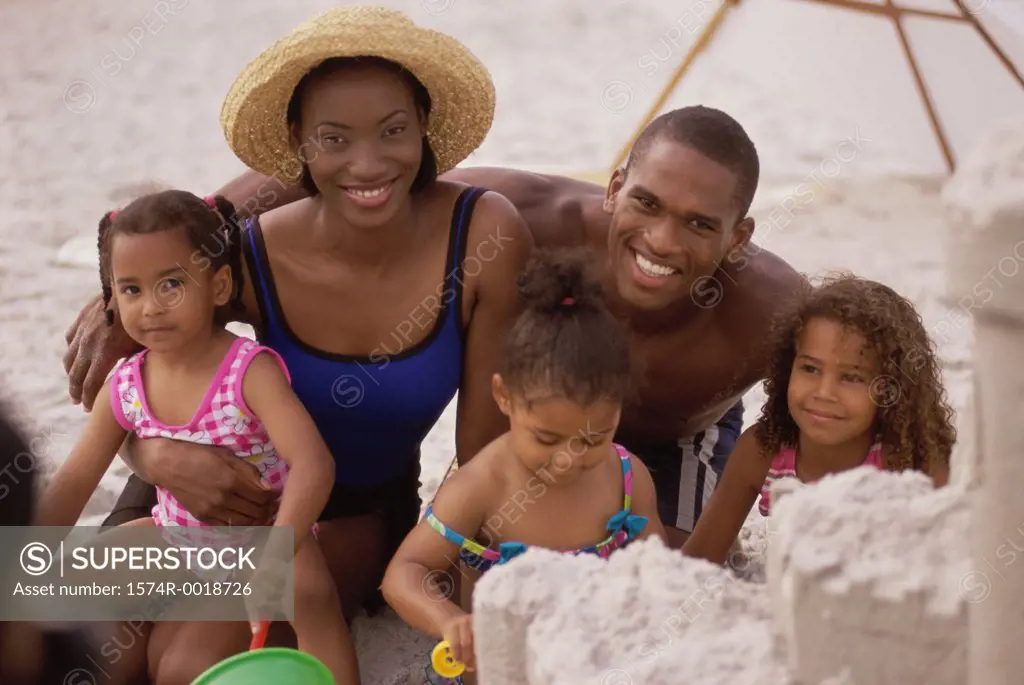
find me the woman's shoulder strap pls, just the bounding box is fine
[447,185,487,259]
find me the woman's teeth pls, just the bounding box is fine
[635,251,677,277]
[347,184,390,198]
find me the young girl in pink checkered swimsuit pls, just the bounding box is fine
[681,275,954,569]
[36,190,358,684]
[109,337,294,532]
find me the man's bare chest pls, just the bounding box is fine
[619,330,755,441]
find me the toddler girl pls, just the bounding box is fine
[35,190,356,684]
[381,249,666,683]
[683,273,955,566]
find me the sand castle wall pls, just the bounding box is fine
[942,119,1024,685]
[474,470,970,685]
[472,120,1024,685]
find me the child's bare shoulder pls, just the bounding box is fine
[243,348,286,375]
[431,442,509,516]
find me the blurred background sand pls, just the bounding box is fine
[1,0,1022,680]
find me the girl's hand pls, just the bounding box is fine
[244,556,291,630]
[439,613,476,672]
[380,464,491,646]
[63,295,142,410]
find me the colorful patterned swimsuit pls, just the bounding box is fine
[110,337,296,545]
[424,444,649,574]
[758,441,884,516]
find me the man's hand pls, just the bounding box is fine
[439,612,476,672]
[148,439,278,526]
[63,295,141,410]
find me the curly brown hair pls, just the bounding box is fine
[755,272,956,473]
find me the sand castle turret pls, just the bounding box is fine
[943,119,1024,685]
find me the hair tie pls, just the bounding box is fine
[109,209,120,221]
[561,297,575,306]
[204,195,217,208]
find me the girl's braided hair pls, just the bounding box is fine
[756,272,956,474]
[97,190,245,325]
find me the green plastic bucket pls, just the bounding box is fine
[191,647,335,684]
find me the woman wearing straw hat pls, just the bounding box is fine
[61,7,532,683]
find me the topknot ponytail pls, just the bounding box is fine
[500,248,632,406]
[516,249,604,316]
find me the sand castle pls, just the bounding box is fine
[471,119,1024,685]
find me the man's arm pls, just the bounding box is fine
[214,169,309,219]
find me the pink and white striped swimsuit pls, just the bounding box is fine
[110,337,292,540]
[758,442,883,516]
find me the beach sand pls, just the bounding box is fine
[1,0,1018,681]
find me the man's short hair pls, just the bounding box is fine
[626,105,759,217]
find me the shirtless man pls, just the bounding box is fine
[65,106,803,547]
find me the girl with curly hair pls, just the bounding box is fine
[683,273,955,565]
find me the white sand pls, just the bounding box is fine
[2,0,1020,681]
[767,469,970,684]
[474,541,791,685]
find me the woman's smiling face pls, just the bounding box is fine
[290,60,427,229]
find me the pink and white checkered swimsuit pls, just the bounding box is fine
[110,337,292,537]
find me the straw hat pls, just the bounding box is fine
[220,6,495,182]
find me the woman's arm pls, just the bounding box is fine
[681,427,769,565]
[213,169,309,220]
[453,192,535,464]
[381,466,490,637]
[627,455,667,543]
[241,352,335,550]
[35,379,128,526]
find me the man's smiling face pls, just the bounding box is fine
[604,139,753,313]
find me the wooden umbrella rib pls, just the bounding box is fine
[887,0,956,171]
[609,0,738,172]
[606,0,1020,175]
[791,0,968,23]
[952,0,1024,89]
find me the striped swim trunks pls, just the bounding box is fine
[618,399,744,533]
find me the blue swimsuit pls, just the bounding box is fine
[243,186,486,487]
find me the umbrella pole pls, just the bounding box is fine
[609,0,742,173]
